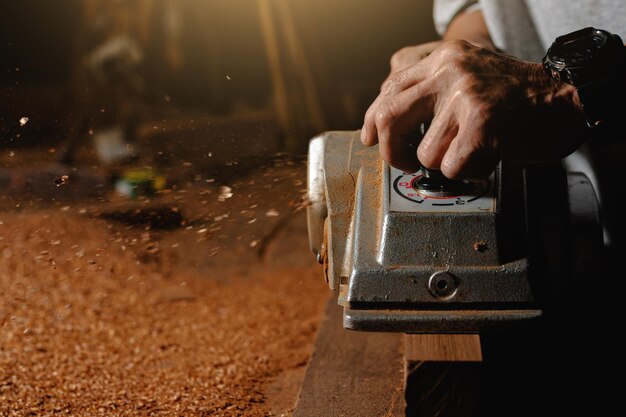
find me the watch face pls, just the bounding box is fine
[550,29,608,65]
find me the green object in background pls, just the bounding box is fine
[114,167,167,199]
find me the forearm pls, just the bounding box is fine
[443,9,496,51]
[387,7,497,76]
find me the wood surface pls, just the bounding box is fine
[404,334,482,362]
[293,298,405,417]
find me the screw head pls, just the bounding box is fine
[428,271,457,299]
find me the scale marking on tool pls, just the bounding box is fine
[389,166,496,213]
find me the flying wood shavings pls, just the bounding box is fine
[265,209,279,217]
[54,175,69,187]
[218,186,233,202]
[19,116,29,126]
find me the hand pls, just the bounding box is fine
[386,41,443,82]
[361,40,588,179]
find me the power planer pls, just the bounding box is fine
[306,130,603,333]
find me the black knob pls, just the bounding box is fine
[414,167,470,194]
[414,122,470,194]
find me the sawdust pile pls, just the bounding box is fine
[0,212,326,416]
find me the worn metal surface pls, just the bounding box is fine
[306,131,602,332]
[306,136,327,257]
[343,308,542,333]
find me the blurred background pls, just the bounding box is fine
[1,0,437,161]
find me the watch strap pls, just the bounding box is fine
[570,33,626,144]
[576,76,619,127]
[576,75,625,144]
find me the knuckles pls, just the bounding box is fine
[380,71,408,95]
[389,41,442,73]
[432,40,477,73]
[390,47,413,72]
[438,39,474,58]
[373,100,400,131]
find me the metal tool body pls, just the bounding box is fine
[307,131,602,333]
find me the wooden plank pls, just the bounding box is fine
[403,335,481,416]
[293,298,405,417]
[404,334,482,362]
[404,361,481,417]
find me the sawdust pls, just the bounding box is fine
[369,159,385,213]
[0,208,326,416]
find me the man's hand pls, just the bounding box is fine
[361,40,588,179]
[386,41,443,82]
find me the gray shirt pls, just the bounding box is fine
[434,0,626,61]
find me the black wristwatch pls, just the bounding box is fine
[543,27,625,144]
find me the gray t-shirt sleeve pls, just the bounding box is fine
[481,0,544,60]
[433,0,544,61]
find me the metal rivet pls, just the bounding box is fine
[428,271,457,299]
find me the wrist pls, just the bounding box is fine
[528,62,586,120]
[553,79,587,127]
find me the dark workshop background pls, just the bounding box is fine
[0,0,438,155]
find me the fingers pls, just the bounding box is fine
[361,67,434,148]
[380,58,430,96]
[362,47,449,148]
[440,125,500,180]
[416,100,459,170]
[362,84,436,171]
[377,130,421,173]
[416,99,499,180]
[361,39,501,179]
[361,57,446,172]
